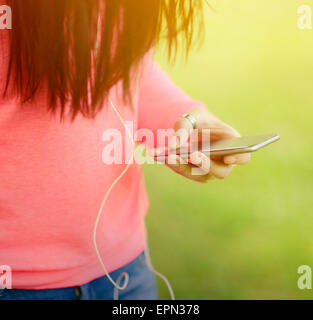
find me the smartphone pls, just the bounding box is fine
[154,133,280,161]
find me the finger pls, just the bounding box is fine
[189,128,236,142]
[223,153,251,165]
[166,154,189,170]
[210,160,234,180]
[189,152,211,175]
[210,155,223,161]
[166,154,195,179]
[208,119,241,140]
[169,117,193,149]
[209,127,240,141]
[166,154,213,183]
[186,108,240,141]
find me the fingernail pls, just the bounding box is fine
[190,152,202,165]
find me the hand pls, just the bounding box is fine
[165,106,251,183]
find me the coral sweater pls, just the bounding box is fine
[0,29,204,289]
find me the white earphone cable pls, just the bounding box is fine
[93,94,175,300]
[93,1,175,299]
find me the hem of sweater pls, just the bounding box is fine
[11,219,148,290]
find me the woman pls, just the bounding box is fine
[0,0,250,300]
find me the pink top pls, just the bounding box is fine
[0,29,204,289]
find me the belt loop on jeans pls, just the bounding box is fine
[75,286,82,298]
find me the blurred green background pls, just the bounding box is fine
[144,0,313,299]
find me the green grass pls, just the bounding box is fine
[144,0,313,299]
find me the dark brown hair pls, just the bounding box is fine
[5,0,203,119]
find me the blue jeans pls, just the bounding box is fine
[0,251,159,300]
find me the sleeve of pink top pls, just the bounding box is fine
[137,59,207,149]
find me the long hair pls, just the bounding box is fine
[5,0,204,119]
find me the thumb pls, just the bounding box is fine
[208,126,240,141]
[169,115,194,150]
